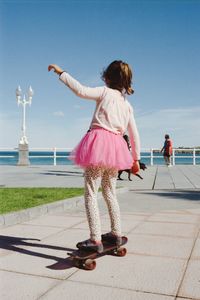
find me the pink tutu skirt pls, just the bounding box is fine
[69,128,133,170]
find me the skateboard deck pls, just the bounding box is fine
[68,236,128,270]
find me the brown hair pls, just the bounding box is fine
[102,60,134,95]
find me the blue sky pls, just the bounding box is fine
[0,0,200,150]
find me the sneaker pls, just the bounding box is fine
[76,239,103,253]
[101,232,122,246]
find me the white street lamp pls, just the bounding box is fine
[16,85,33,166]
[16,85,34,145]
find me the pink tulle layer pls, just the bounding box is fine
[69,128,133,170]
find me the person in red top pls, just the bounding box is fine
[161,134,173,166]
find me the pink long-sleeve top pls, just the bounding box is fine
[59,72,141,161]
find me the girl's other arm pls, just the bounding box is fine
[127,107,141,162]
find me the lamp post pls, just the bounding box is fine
[16,85,34,166]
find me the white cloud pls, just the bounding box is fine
[53,111,64,117]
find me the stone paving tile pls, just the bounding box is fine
[0,224,64,240]
[178,260,200,299]
[42,228,90,248]
[0,246,77,279]
[40,280,175,300]
[69,254,186,296]
[179,166,200,189]
[191,238,200,260]
[127,234,194,259]
[185,208,200,215]
[0,270,59,300]
[23,214,85,228]
[51,211,87,217]
[0,249,13,258]
[147,213,200,224]
[168,167,195,189]
[132,221,198,238]
[0,215,4,226]
[176,298,193,300]
[122,212,153,216]
[103,213,150,221]
[156,210,193,215]
[72,217,141,234]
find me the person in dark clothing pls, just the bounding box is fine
[161,134,173,166]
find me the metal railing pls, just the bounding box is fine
[30,147,73,166]
[0,147,199,166]
[140,148,199,166]
[0,147,72,166]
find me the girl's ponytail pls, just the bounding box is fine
[121,62,134,95]
[102,60,134,95]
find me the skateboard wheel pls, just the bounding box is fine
[84,259,96,270]
[117,247,127,257]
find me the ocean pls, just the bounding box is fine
[0,151,199,166]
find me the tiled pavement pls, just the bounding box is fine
[0,165,200,299]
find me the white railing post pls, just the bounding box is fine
[172,149,175,166]
[193,149,196,165]
[150,148,153,166]
[53,147,57,166]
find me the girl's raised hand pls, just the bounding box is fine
[48,64,64,75]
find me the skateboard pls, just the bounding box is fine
[68,236,128,270]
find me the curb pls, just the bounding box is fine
[0,187,129,228]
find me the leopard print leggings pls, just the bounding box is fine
[84,166,121,241]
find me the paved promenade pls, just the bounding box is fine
[0,165,200,299]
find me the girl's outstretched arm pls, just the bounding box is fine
[48,64,104,101]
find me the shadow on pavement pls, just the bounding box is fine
[0,235,76,270]
[40,170,84,177]
[132,190,200,201]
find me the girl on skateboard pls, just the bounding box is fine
[48,60,141,253]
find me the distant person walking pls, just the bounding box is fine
[48,60,140,253]
[161,134,173,166]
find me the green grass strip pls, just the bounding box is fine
[0,188,84,214]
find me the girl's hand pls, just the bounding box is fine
[48,64,64,75]
[131,161,140,174]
